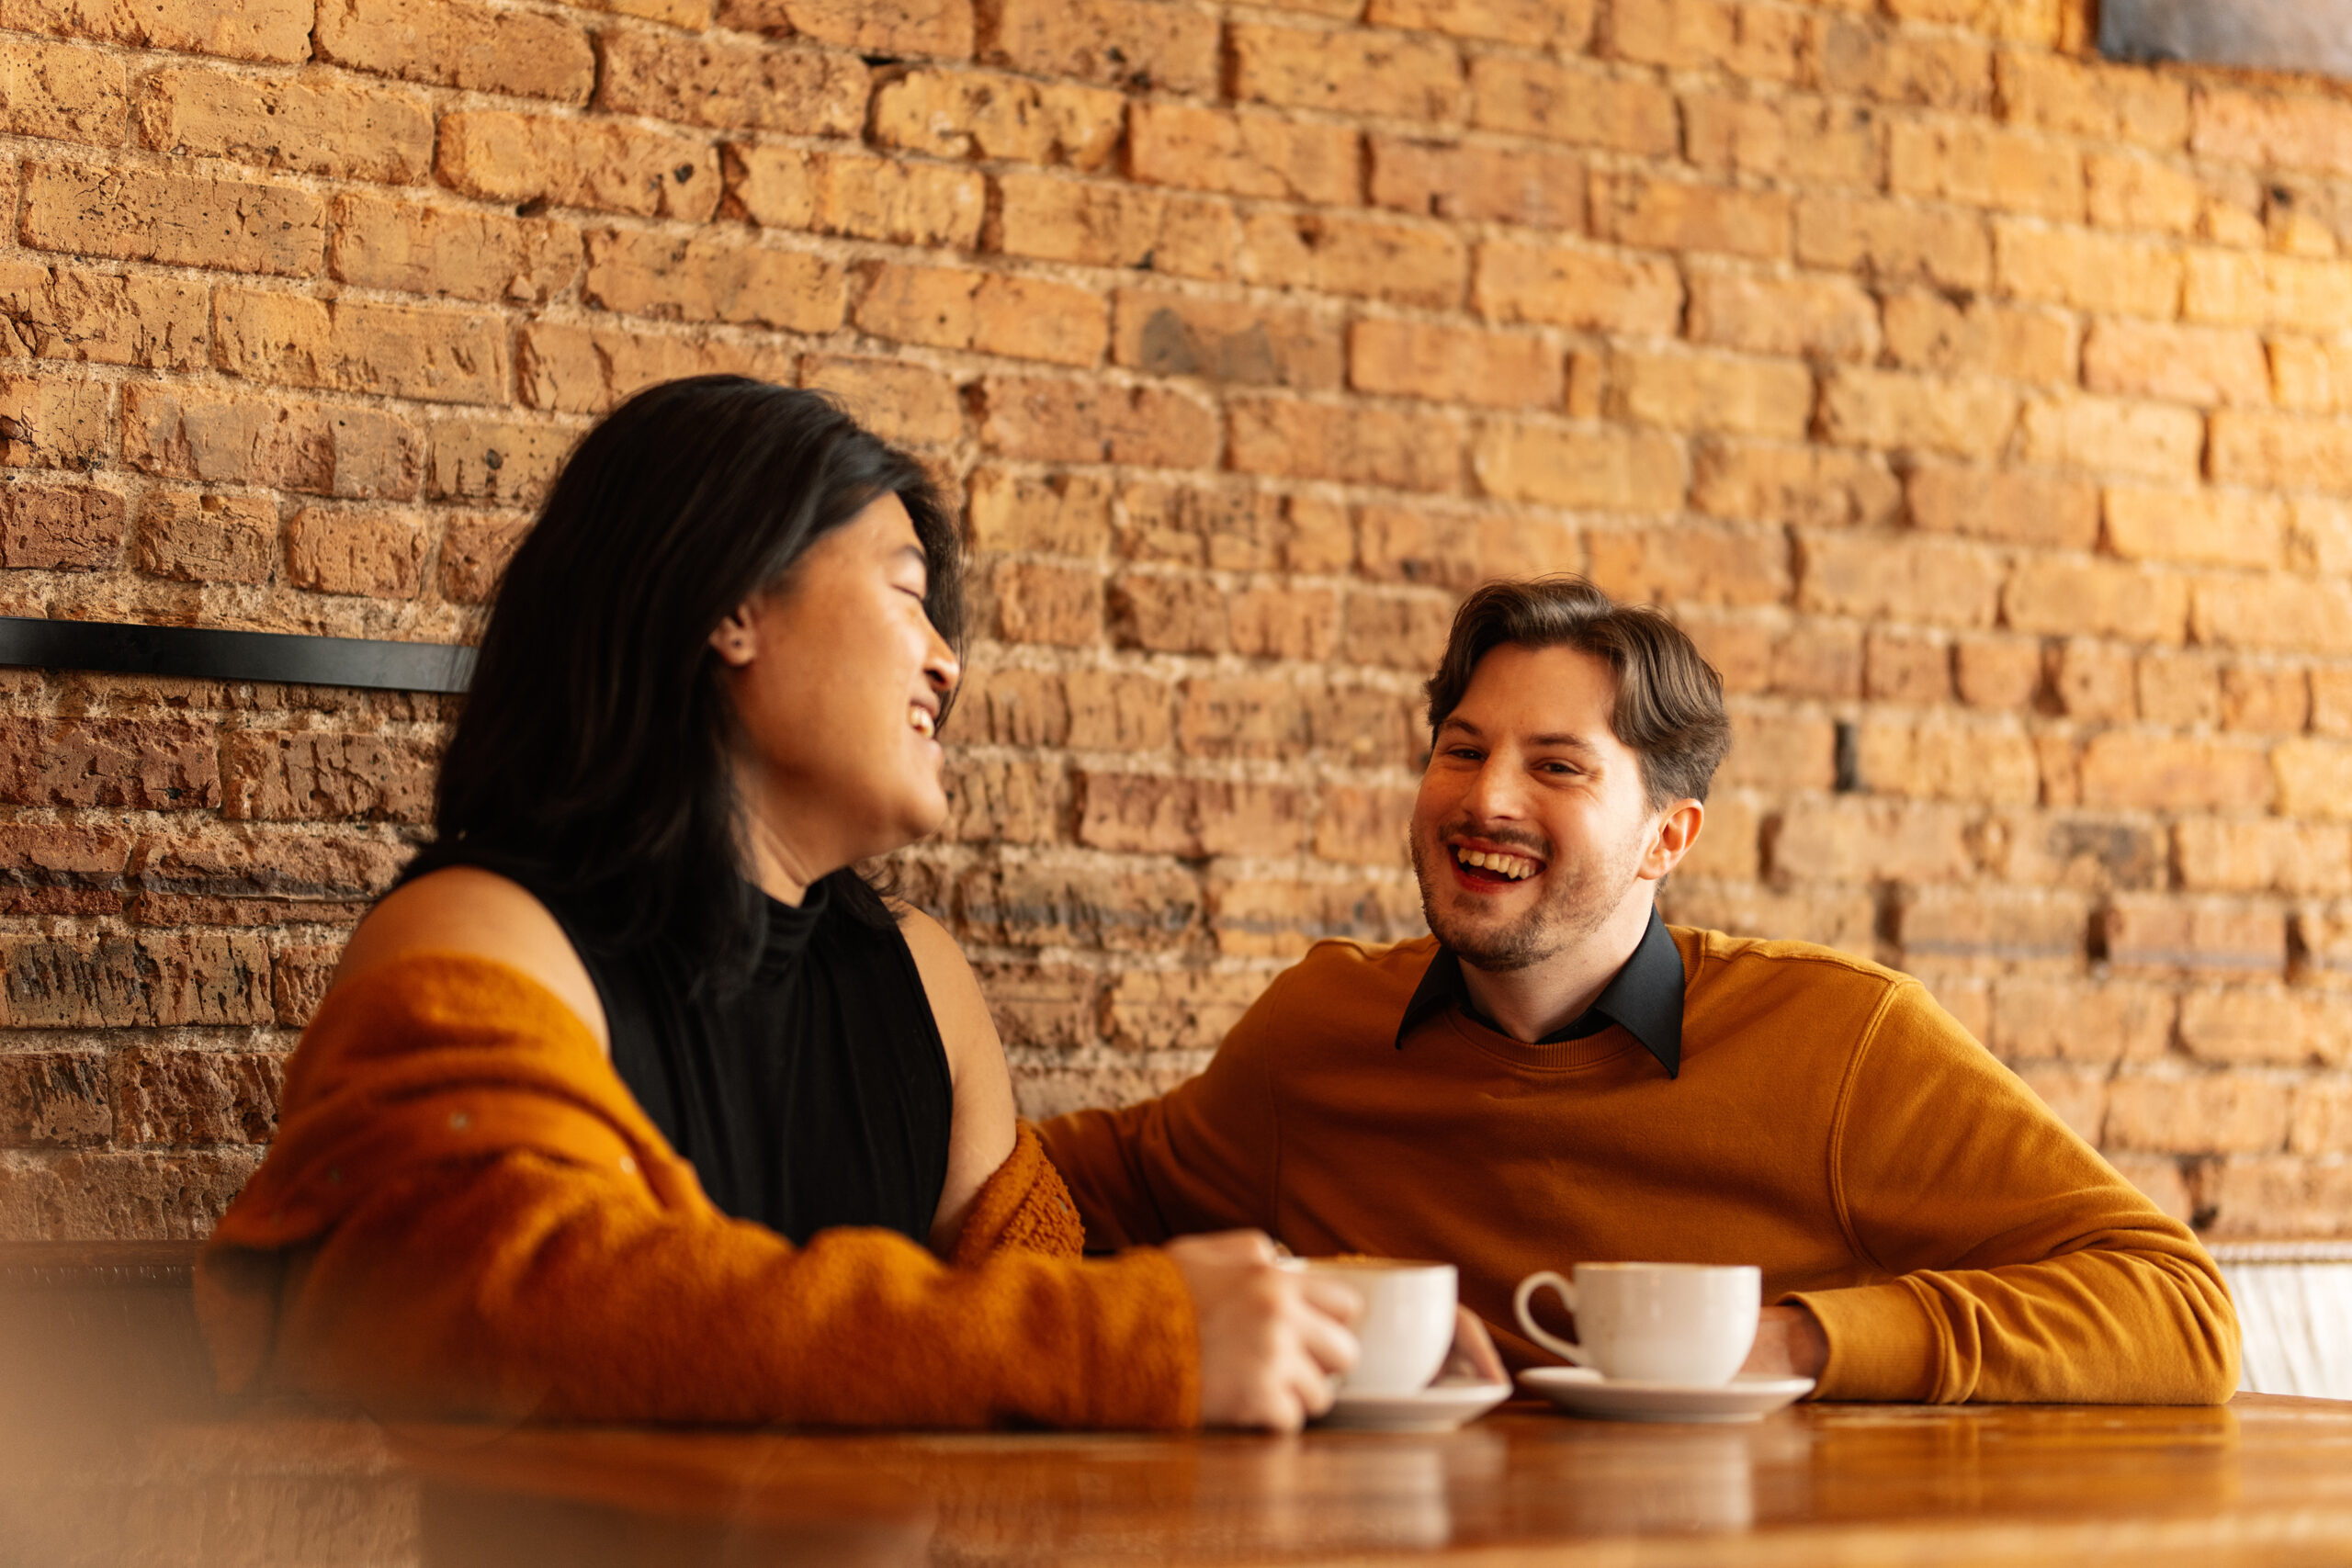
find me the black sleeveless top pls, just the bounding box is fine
[400,851,955,1247]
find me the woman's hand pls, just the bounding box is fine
[1441,1305,1508,1384]
[1168,1232,1362,1431]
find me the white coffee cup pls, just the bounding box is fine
[1283,1258,1457,1398]
[1512,1262,1759,1385]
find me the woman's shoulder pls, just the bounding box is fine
[334,864,610,1051]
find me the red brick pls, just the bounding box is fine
[1715,714,1836,794]
[1307,682,1420,767]
[1605,0,1801,76]
[22,161,322,276]
[439,512,526,604]
[425,418,571,509]
[2135,648,2219,728]
[1895,884,2088,970]
[1101,965,1264,1054]
[133,64,430,184]
[517,322,795,417]
[1952,633,2041,710]
[1992,220,2180,318]
[1767,797,1973,883]
[1473,419,1680,513]
[1887,120,2080,221]
[1229,396,1459,491]
[2191,86,2352,177]
[1879,290,2074,385]
[1988,977,2171,1066]
[1905,464,2097,549]
[2194,576,2352,659]
[582,228,842,332]
[2291,1082,2352,1154]
[726,143,981,245]
[2185,251,2352,333]
[1470,55,1677,154]
[1076,772,1308,858]
[2198,1155,2352,1237]
[1755,622,1857,701]
[801,355,960,446]
[966,469,1111,558]
[2102,896,2284,981]
[2104,486,2283,570]
[2082,150,2201,235]
[106,1048,279,1145]
[438,111,716,221]
[1996,51,2187,148]
[1231,20,1463,122]
[1371,0,1589,48]
[1238,210,1466,310]
[595,29,865,137]
[1590,171,1787,260]
[331,193,580,305]
[1313,784,1415,867]
[123,384,420,501]
[1177,676,1307,761]
[1611,350,1810,439]
[1793,529,1998,626]
[2048,637,2132,722]
[0,928,270,1027]
[1862,626,1953,704]
[0,1054,109,1147]
[0,483,121,570]
[2107,1074,2290,1156]
[975,377,1215,468]
[992,173,1238,278]
[1230,583,1341,660]
[1208,873,1425,960]
[0,1147,263,1239]
[872,68,1122,170]
[1658,882,1877,958]
[1341,589,1453,671]
[282,507,426,599]
[133,489,273,586]
[2082,320,2267,408]
[1586,521,1785,608]
[316,0,592,103]
[718,0,972,57]
[1112,288,1338,390]
[1348,318,1558,410]
[0,260,205,371]
[2223,665,2310,734]
[970,556,1101,646]
[0,820,130,919]
[1684,92,1884,188]
[2004,556,2188,644]
[1685,268,1875,362]
[1812,15,1989,112]
[0,716,215,813]
[2210,410,2352,496]
[1368,136,1583,229]
[218,729,436,822]
[979,0,1216,92]
[1793,195,1988,289]
[2077,733,2275,818]
[937,755,1065,845]
[1472,237,1681,333]
[212,289,508,407]
[860,264,1106,367]
[2176,818,2351,897]
[1116,482,1281,568]
[1,0,311,63]
[1690,439,1898,529]
[1817,369,2015,459]
[2014,396,2202,483]
[2276,738,2352,822]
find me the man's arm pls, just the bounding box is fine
[1787,982,2238,1404]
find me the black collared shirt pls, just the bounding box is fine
[1394,906,1686,1077]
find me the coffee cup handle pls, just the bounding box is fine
[1513,1270,1596,1368]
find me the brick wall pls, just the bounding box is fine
[0,0,2347,1242]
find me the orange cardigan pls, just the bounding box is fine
[198,953,1198,1428]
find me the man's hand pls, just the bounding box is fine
[1168,1232,1363,1431]
[1440,1305,1508,1384]
[1743,1303,1828,1379]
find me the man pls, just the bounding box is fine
[1041,577,2238,1403]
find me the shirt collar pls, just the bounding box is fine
[1395,906,1684,1078]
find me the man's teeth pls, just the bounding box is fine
[1455,847,1538,881]
[909,705,936,738]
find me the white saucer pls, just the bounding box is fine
[1519,1367,1814,1424]
[1316,1379,1513,1432]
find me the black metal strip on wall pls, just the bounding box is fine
[0,616,476,694]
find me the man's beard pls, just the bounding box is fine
[1408,822,1646,974]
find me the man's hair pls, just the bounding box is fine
[1423,576,1731,808]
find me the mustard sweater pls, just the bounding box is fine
[1040,928,2240,1404]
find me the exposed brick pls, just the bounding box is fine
[1208,874,1425,959]
[1767,797,1973,883]
[1861,626,1954,705]
[1349,318,1559,410]
[1889,119,2080,221]
[1076,772,1307,857]
[1230,20,1463,122]
[517,322,796,416]
[0,33,126,148]
[438,512,525,604]
[0,1055,109,1147]
[871,68,1121,170]
[1793,196,1989,289]
[2191,86,2352,178]
[0,482,120,570]
[1474,237,1680,333]
[1996,51,2187,149]
[2210,410,2352,496]
[1112,288,1339,389]
[1686,268,1877,362]
[1590,171,1788,260]
[2015,396,2203,483]
[438,111,718,221]
[0,0,311,63]
[1905,464,2096,550]
[213,289,507,407]
[1684,92,1884,188]
[2176,818,2350,897]
[1795,529,1999,626]
[1101,965,1264,1054]
[1895,884,2087,968]
[1953,633,2041,709]
[1606,0,1802,77]
[2268,337,2352,415]
[0,1146,264,1239]
[718,0,973,57]
[2291,1082,2352,1155]
[1812,16,1989,113]
[1879,290,2074,385]
[1715,713,1835,793]
[133,489,273,585]
[595,29,865,138]
[2224,665,2310,734]
[1312,784,1415,866]
[2004,555,2186,643]
[315,0,594,103]
[1690,439,1899,529]
[993,173,1238,278]
[0,819,129,919]
[2082,150,2201,235]
[725,144,983,245]
[2051,637,2132,722]
[123,384,422,501]
[134,65,430,184]
[1341,589,1453,671]
[1369,0,1589,47]
[1230,582,1341,660]
[2193,575,2352,658]
[1588,521,1787,608]
[1658,882,1877,958]
[22,162,322,276]
[1473,418,1680,513]
[1177,675,1307,761]
[426,418,573,508]
[2103,895,2284,980]
[583,228,842,332]
[1227,396,1457,491]
[2104,486,2282,570]
[1611,349,1810,440]
[2199,1155,2352,1237]
[1238,210,1467,310]
[1368,136,1584,229]
[858,263,1106,367]
[979,0,1216,92]
[2081,320,2267,408]
[1114,482,1292,568]
[2276,738,2352,822]
[976,377,1216,468]
[1470,55,1678,155]
[0,928,270,1027]
[938,755,1064,844]
[1988,977,2170,1066]
[0,260,206,370]
[330,193,581,305]
[218,729,436,822]
[971,556,1102,646]
[109,1047,280,1145]
[2107,1073,2290,1156]
[2184,251,2352,333]
[282,507,426,599]
[1819,369,2015,459]
[2136,648,2219,728]
[801,355,961,446]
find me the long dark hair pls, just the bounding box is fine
[425,376,963,967]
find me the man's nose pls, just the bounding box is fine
[1461,754,1526,822]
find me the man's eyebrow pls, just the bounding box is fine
[1435,716,1483,739]
[1528,732,1601,753]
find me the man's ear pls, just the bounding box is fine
[710,604,758,668]
[1640,799,1704,882]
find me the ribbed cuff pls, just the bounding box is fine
[1782,1280,1942,1402]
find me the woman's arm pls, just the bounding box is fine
[897,908,1019,1257]
[334,866,610,1052]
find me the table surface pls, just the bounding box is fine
[366,1393,2352,1568]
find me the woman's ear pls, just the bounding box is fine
[709,604,758,667]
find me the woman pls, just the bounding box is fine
[197,378,1360,1430]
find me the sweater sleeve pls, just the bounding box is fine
[1037,970,1293,1251]
[195,954,1198,1430]
[1784,981,2239,1404]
